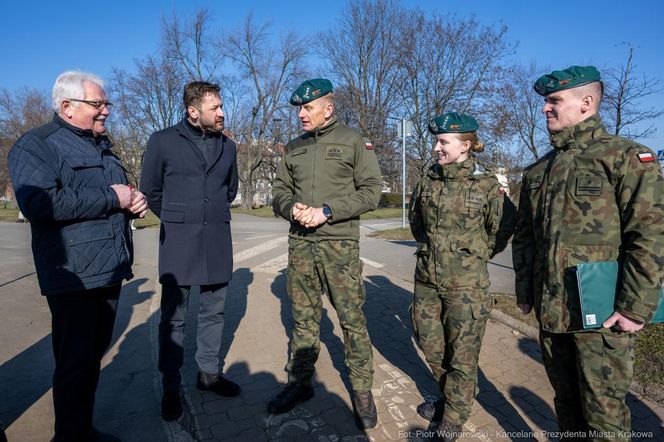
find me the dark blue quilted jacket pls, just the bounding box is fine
[8,114,134,295]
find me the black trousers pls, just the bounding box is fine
[47,284,121,442]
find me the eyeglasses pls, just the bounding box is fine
[68,98,113,110]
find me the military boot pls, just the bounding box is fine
[352,390,377,429]
[416,397,445,421]
[434,420,462,442]
[267,382,314,414]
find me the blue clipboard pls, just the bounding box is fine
[576,260,664,329]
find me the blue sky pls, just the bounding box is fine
[1,0,663,150]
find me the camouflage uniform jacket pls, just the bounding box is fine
[512,114,664,333]
[272,117,382,241]
[409,157,515,291]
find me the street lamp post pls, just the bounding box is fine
[401,118,407,228]
[396,118,412,228]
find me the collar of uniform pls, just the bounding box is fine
[431,156,474,180]
[549,113,605,151]
[310,116,339,139]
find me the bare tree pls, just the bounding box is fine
[495,62,549,163]
[319,0,406,189]
[0,88,51,197]
[602,43,664,140]
[217,15,308,208]
[107,53,185,185]
[397,11,514,182]
[162,9,222,82]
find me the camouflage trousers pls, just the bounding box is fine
[540,330,635,442]
[411,283,492,425]
[285,238,373,391]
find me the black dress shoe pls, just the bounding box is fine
[267,382,314,414]
[197,371,241,397]
[161,389,183,421]
[352,390,377,429]
[416,397,445,421]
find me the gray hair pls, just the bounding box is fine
[52,70,105,113]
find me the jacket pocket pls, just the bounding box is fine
[64,156,103,169]
[160,209,185,223]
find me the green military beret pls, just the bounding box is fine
[290,78,333,105]
[428,112,479,134]
[534,65,601,96]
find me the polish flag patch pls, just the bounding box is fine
[638,152,656,163]
[365,142,374,150]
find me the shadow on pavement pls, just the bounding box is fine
[0,277,149,430]
[364,274,438,397]
[201,361,368,440]
[477,369,539,440]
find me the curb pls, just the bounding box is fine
[488,309,664,406]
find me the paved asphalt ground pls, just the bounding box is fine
[1,215,662,441]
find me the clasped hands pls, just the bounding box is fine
[111,184,149,218]
[292,202,329,229]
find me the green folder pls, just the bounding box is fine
[576,260,664,329]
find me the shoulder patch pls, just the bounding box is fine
[637,152,656,163]
[364,140,374,150]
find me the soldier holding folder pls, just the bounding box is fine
[512,65,664,440]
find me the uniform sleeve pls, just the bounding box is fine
[139,132,164,218]
[485,184,516,258]
[408,180,428,244]
[614,147,664,322]
[512,174,536,305]
[323,137,382,221]
[272,151,295,222]
[9,135,118,222]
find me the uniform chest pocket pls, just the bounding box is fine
[575,175,602,196]
[325,146,343,160]
[465,190,485,210]
[527,176,543,191]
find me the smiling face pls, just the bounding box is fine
[297,96,333,132]
[433,133,471,165]
[66,81,110,136]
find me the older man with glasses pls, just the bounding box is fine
[8,70,147,442]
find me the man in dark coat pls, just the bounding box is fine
[140,81,241,421]
[8,70,148,442]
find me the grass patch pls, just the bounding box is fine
[0,207,20,222]
[368,227,413,241]
[634,324,664,388]
[491,293,540,329]
[133,210,160,229]
[361,207,405,219]
[231,206,276,218]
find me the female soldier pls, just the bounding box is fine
[408,112,515,441]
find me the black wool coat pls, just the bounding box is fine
[140,119,238,286]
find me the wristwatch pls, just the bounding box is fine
[322,205,332,219]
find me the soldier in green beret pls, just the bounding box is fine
[409,112,516,441]
[270,78,383,429]
[513,65,664,440]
